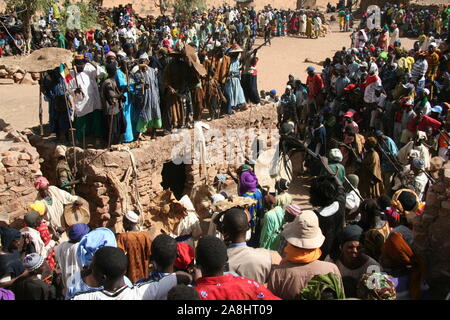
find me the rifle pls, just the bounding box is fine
[331,138,362,162]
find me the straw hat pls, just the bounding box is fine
[229,43,243,53]
[282,210,325,249]
[64,205,90,226]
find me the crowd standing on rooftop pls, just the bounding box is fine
[0,1,449,301]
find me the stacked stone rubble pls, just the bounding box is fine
[413,162,450,299]
[25,103,279,232]
[0,120,41,224]
[0,64,39,85]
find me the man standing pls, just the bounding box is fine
[305,66,324,117]
[221,208,281,285]
[374,130,399,194]
[67,54,106,146]
[132,53,162,139]
[116,211,152,283]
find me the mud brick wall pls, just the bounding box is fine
[26,103,279,232]
[413,161,450,299]
[0,120,42,224]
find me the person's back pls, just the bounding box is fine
[12,276,56,300]
[227,245,281,284]
[268,259,340,300]
[196,272,280,300]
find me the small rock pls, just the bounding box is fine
[19,153,31,161]
[31,73,41,80]
[1,151,11,157]
[2,156,17,167]
[13,73,24,82]
[5,65,20,74]
[0,78,14,85]
[20,73,37,85]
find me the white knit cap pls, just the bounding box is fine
[125,210,139,223]
[139,52,149,60]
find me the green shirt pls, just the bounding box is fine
[259,206,284,251]
[320,162,346,184]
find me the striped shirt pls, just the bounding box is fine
[411,59,428,82]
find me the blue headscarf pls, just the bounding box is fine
[68,223,90,243]
[76,227,117,267]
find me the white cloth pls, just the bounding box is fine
[68,63,106,117]
[36,186,78,230]
[364,76,382,104]
[389,28,399,46]
[20,226,56,259]
[55,242,81,296]
[71,273,177,300]
[346,190,361,214]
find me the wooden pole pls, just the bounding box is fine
[39,72,43,135]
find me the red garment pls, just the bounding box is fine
[362,74,379,89]
[306,74,324,99]
[195,274,281,300]
[36,222,56,270]
[406,115,441,134]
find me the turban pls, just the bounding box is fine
[34,177,49,190]
[239,170,258,194]
[357,273,396,300]
[0,226,22,251]
[68,223,90,243]
[139,52,149,60]
[270,89,276,95]
[54,145,67,157]
[76,227,117,267]
[28,201,46,216]
[173,242,195,270]
[24,211,40,228]
[84,52,93,61]
[23,253,45,271]
[338,224,363,245]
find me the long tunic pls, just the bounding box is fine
[259,206,284,251]
[358,150,383,199]
[224,58,246,110]
[132,66,161,131]
[116,69,135,142]
[117,231,152,283]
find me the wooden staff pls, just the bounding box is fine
[39,72,43,135]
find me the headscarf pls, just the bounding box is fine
[34,177,49,190]
[0,226,22,251]
[299,273,346,300]
[28,201,46,216]
[24,211,40,228]
[174,242,195,270]
[68,223,90,243]
[382,232,424,299]
[285,204,301,217]
[357,273,396,300]
[239,170,258,194]
[76,227,117,267]
[281,243,322,264]
[0,289,15,300]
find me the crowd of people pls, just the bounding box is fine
[0,2,450,301]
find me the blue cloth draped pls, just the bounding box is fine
[224,58,246,114]
[76,227,117,267]
[116,69,135,142]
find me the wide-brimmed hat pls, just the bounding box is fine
[64,205,90,226]
[229,43,243,53]
[282,210,325,249]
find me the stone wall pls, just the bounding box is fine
[413,162,450,299]
[26,103,279,232]
[0,120,42,224]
